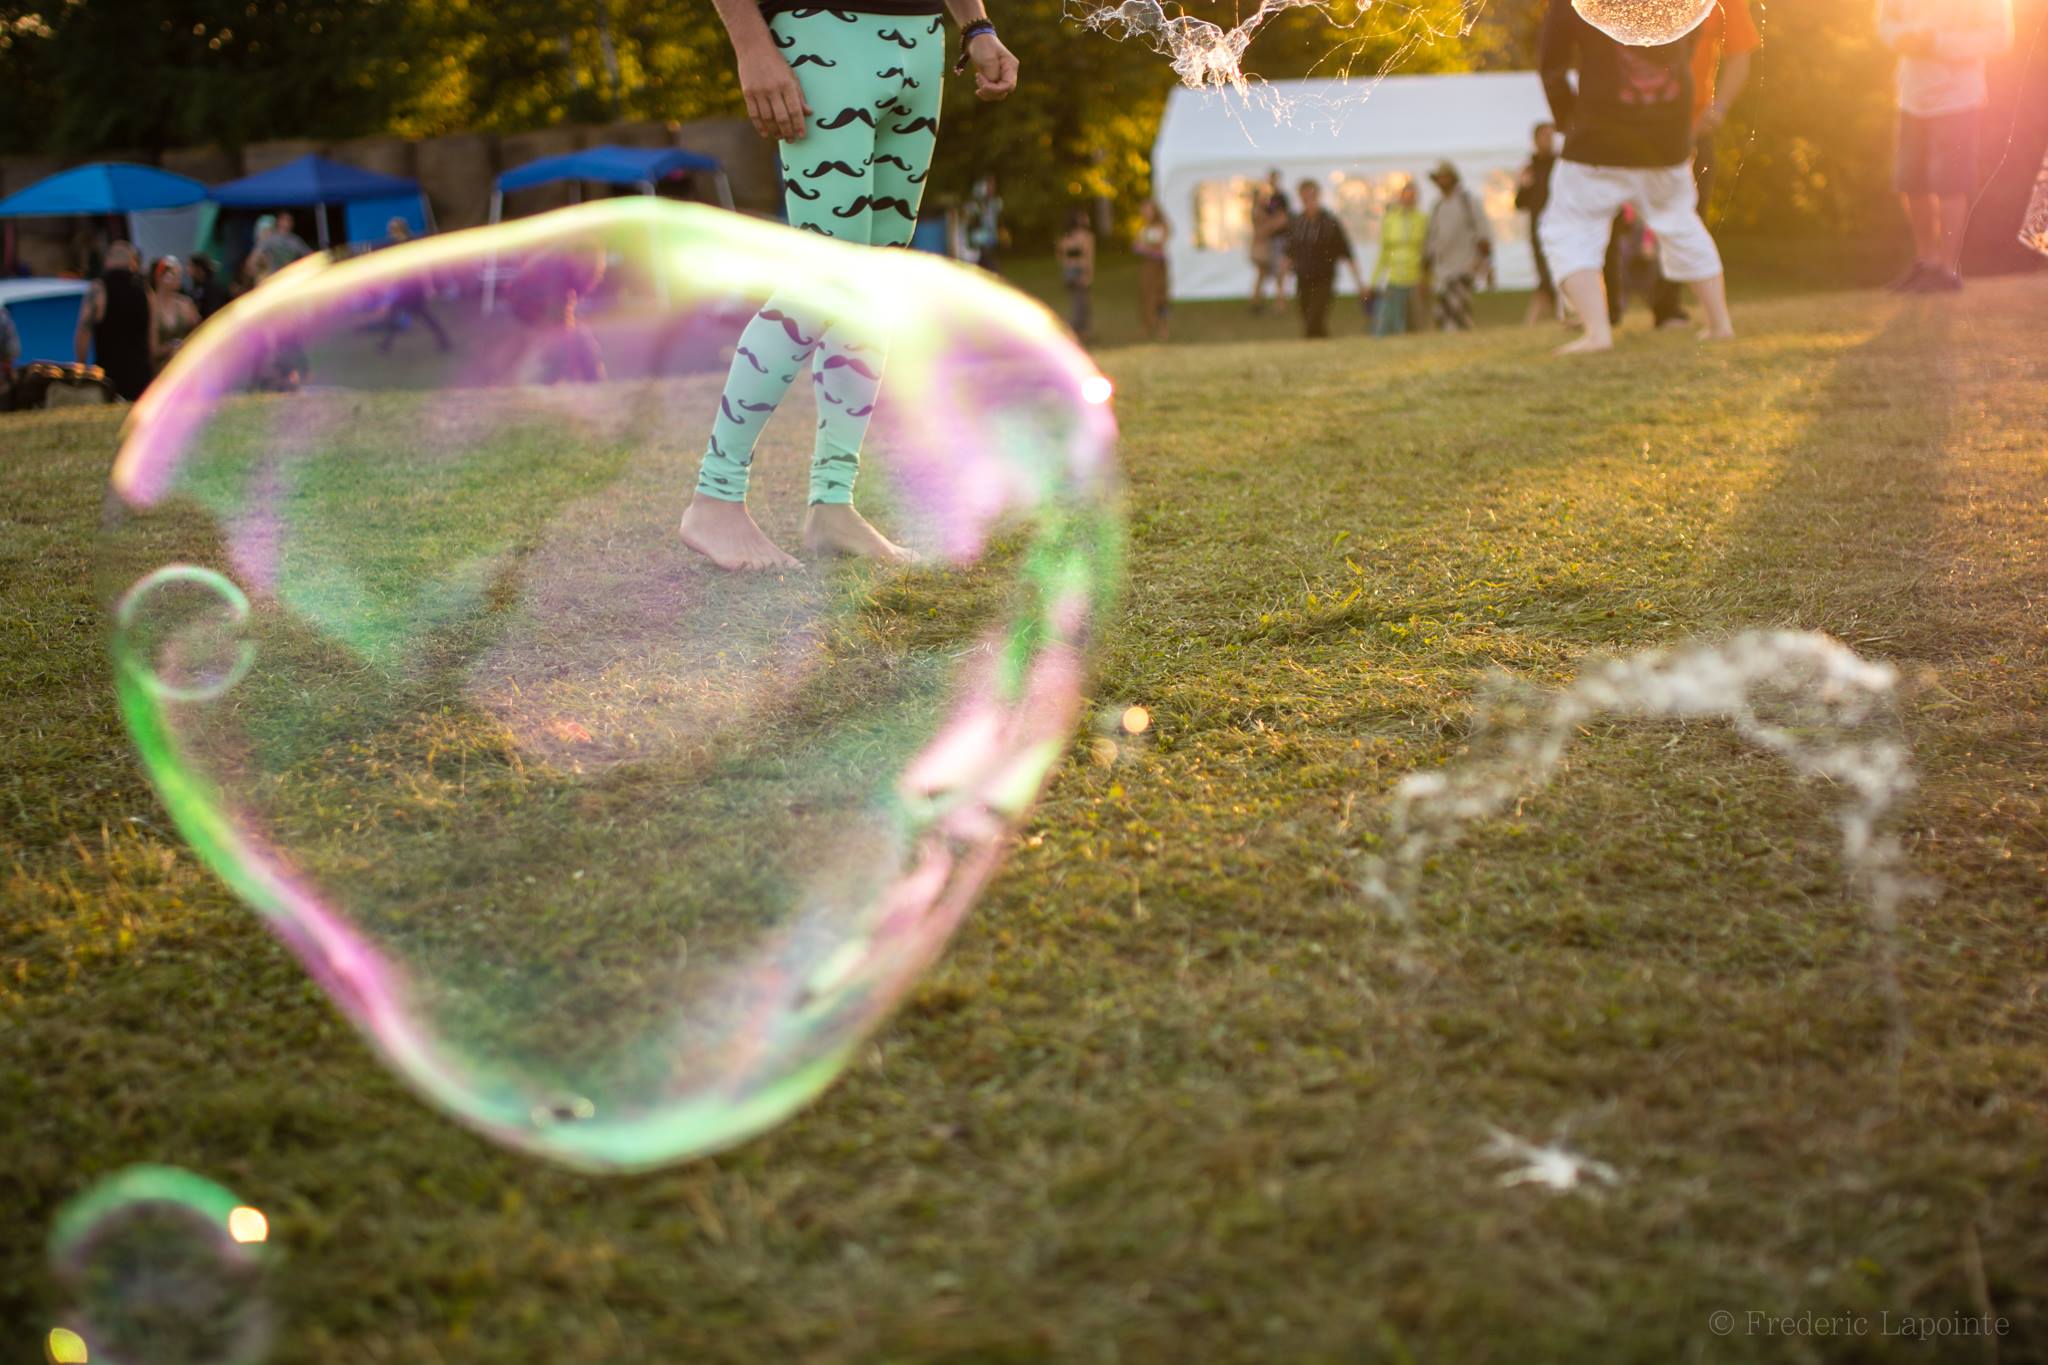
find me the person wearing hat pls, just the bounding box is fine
[1537,0,1733,354]
[1424,160,1492,332]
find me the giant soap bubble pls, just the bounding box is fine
[1572,0,1713,46]
[102,201,1120,1170]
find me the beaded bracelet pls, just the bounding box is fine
[955,19,997,74]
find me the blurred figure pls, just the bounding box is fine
[1652,0,1761,326]
[372,218,452,355]
[74,241,153,400]
[509,246,608,385]
[1057,207,1096,343]
[1372,180,1427,337]
[1133,200,1172,342]
[1248,169,1292,312]
[1539,0,1733,354]
[1425,161,1492,332]
[1284,180,1363,339]
[244,212,312,288]
[1880,0,2013,291]
[965,176,1004,273]
[148,256,201,373]
[0,303,19,391]
[186,254,230,319]
[1517,123,1561,323]
[1601,205,1659,325]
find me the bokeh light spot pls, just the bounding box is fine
[46,1328,89,1364]
[226,1208,268,1244]
[1082,374,1114,405]
[1120,705,1151,735]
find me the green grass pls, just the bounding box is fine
[4,274,2047,1362]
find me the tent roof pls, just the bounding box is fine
[0,162,208,218]
[211,154,420,207]
[0,278,90,306]
[497,144,721,193]
[1154,72,1554,175]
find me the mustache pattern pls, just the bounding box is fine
[846,403,875,418]
[829,194,914,221]
[905,169,928,185]
[804,159,864,178]
[822,353,881,381]
[735,346,767,374]
[871,153,916,172]
[815,106,875,130]
[782,177,821,200]
[786,7,858,19]
[889,116,940,137]
[877,27,916,47]
[789,53,837,67]
[876,66,907,79]
[772,29,796,48]
[760,308,820,348]
[719,395,777,424]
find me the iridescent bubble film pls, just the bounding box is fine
[1571,0,1713,46]
[47,1166,275,1365]
[102,201,1121,1171]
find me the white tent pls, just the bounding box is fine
[1151,72,1556,300]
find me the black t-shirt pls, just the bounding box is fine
[1516,151,1557,214]
[93,268,153,401]
[1285,209,1353,279]
[1539,0,1697,169]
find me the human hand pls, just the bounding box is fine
[968,31,1019,101]
[736,45,810,141]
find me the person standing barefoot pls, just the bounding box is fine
[684,0,1020,571]
[1536,0,1733,356]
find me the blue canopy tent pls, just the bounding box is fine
[0,162,207,218]
[0,278,90,366]
[488,145,734,223]
[0,162,213,274]
[210,155,431,251]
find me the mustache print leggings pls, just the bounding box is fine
[696,9,944,507]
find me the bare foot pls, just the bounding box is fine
[801,503,920,564]
[680,496,800,571]
[1697,325,1736,343]
[1554,333,1613,357]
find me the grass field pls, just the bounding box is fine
[4,268,2046,1363]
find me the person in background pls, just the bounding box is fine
[1134,200,1172,342]
[1249,169,1291,313]
[966,176,1004,273]
[74,241,154,401]
[372,218,453,355]
[1601,205,1659,325]
[1284,180,1363,339]
[1538,0,1733,354]
[245,212,312,287]
[0,303,20,392]
[1650,0,1761,327]
[1424,161,1492,332]
[1372,179,1427,337]
[1879,0,2014,291]
[1516,122,1561,323]
[1057,207,1096,343]
[147,256,201,373]
[186,254,230,319]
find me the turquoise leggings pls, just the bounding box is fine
[697,10,945,506]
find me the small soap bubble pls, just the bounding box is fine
[47,1167,275,1365]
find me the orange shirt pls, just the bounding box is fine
[1692,0,1762,119]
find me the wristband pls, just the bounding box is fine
[955,19,996,74]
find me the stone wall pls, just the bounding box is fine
[0,116,776,273]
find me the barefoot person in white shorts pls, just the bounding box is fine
[1536,0,1733,355]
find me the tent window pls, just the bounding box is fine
[1191,177,1259,252]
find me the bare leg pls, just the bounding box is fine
[1688,274,1735,340]
[680,496,801,572]
[1938,193,1970,273]
[1901,193,1941,264]
[1554,269,1614,355]
[801,503,918,563]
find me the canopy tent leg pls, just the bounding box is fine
[714,172,735,212]
[484,190,505,314]
[316,204,331,251]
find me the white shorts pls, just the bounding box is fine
[1538,160,1724,284]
